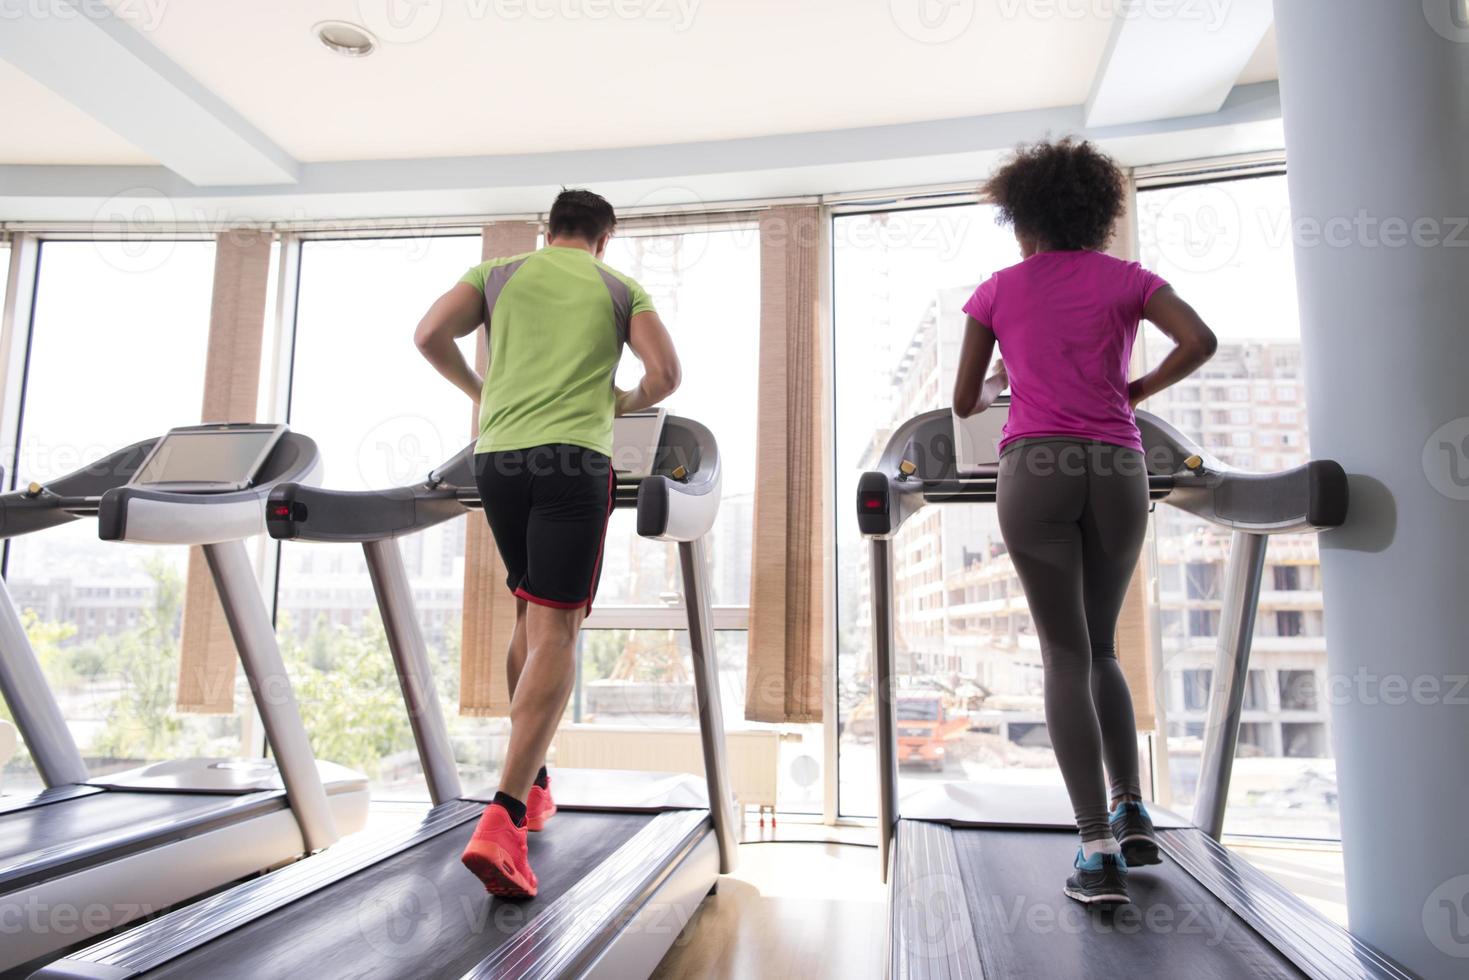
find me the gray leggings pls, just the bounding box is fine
[996,438,1150,842]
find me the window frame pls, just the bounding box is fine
[2,148,1321,835]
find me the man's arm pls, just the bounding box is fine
[414,282,485,403]
[615,310,681,415]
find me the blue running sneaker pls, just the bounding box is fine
[1110,801,1161,867]
[1064,848,1130,905]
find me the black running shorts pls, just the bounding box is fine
[474,444,614,611]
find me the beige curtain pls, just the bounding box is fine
[459,221,539,716]
[176,229,273,712]
[745,206,829,724]
[1109,179,1158,731]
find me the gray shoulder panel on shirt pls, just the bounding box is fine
[596,266,633,347]
[483,256,531,323]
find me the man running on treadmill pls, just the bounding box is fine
[414,188,681,898]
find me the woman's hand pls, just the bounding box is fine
[952,316,999,418]
[972,360,1008,413]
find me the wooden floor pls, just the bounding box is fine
[651,833,887,979]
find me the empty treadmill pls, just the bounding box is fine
[38,414,738,980]
[0,424,368,975]
[857,402,1411,979]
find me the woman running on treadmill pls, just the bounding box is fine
[415,188,681,898]
[953,139,1217,905]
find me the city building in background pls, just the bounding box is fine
[835,180,1338,837]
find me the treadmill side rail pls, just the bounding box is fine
[32,801,487,978]
[889,820,983,980]
[1157,829,1415,980]
[460,809,713,980]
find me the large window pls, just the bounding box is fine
[832,205,1027,817]
[0,242,10,315]
[582,229,820,812]
[3,240,221,793]
[271,229,775,806]
[274,234,484,801]
[601,230,758,609]
[1139,174,1339,839]
[831,182,1338,840]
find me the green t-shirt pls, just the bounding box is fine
[460,246,654,456]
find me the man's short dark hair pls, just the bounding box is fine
[548,188,617,243]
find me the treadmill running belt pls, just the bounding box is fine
[146,810,650,980]
[951,828,1305,980]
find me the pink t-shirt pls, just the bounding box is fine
[962,250,1167,453]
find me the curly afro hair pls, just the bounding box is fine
[981,138,1127,252]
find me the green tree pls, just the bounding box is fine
[581,629,627,683]
[279,613,412,779]
[92,555,189,762]
[0,611,79,776]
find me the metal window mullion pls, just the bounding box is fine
[0,235,40,494]
[245,233,302,760]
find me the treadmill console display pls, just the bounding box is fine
[129,424,288,492]
[611,409,667,479]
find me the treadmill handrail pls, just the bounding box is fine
[266,483,468,542]
[0,429,344,866]
[267,415,724,544]
[857,403,1348,538]
[98,437,324,545]
[862,404,1351,882]
[260,414,735,867]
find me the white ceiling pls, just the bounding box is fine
[0,2,1283,221]
[0,58,155,165]
[1238,23,1279,85]
[46,0,1129,163]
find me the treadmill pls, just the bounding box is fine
[0,423,368,974]
[857,402,1411,979]
[38,414,738,980]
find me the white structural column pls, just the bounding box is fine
[1273,4,1469,978]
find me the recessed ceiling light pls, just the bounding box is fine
[314,21,377,58]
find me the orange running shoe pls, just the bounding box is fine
[526,779,557,832]
[461,804,538,898]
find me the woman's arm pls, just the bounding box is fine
[1129,286,1218,407]
[953,316,1007,418]
[414,282,486,403]
[615,310,682,415]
